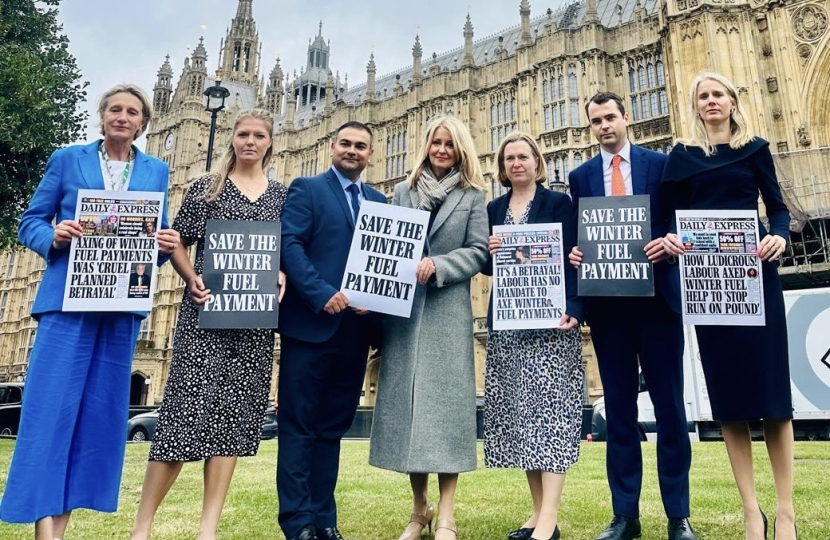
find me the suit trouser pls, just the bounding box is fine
[0,312,141,523]
[589,296,691,519]
[277,313,370,538]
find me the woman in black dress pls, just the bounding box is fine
[130,109,287,540]
[662,72,796,540]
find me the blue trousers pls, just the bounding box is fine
[588,296,691,519]
[277,314,370,539]
[0,311,141,523]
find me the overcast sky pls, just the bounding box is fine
[56,0,571,150]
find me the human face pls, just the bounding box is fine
[331,127,373,180]
[502,140,539,188]
[101,92,144,143]
[232,117,272,165]
[428,126,457,179]
[695,78,734,127]
[136,264,146,275]
[587,100,629,154]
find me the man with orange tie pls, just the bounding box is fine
[569,92,698,540]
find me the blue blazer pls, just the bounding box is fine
[18,140,171,318]
[568,144,680,315]
[279,168,387,343]
[483,183,584,327]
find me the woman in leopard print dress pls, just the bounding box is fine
[483,133,584,540]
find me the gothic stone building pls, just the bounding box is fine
[1,0,829,408]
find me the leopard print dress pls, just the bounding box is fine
[484,203,584,473]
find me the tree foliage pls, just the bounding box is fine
[0,0,88,248]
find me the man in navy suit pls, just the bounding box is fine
[569,93,698,540]
[277,121,387,540]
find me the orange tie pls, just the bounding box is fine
[611,154,625,196]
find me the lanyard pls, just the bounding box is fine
[100,142,133,191]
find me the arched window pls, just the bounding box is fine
[638,66,646,90]
[640,95,649,118]
[647,63,655,88]
[568,66,577,96]
[542,80,549,103]
[558,75,565,98]
[491,104,497,124]
[631,98,640,121]
[629,69,637,93]
[659,90,668,115]
[650,93,659,117]
[656,61,665,85]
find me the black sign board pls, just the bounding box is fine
[577,195,654,297]
[199,219,281,329]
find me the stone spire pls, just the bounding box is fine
[519,0,532,48]
[366,53,377,100]
[265,58,284,115]
[412,35,423,86]
[462,14,475,68]
[153,54,174,115]
[586,0,599,24]
[220,0,260,84]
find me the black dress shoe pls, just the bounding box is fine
[317,527,347,540]
[291,524,317,540]
[508,527,534,540]
[509,525,560,540]
[595,516,641,540]
[668,518,699,540]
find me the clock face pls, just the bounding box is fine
[164,133,174,150]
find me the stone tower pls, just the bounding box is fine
[152,55,173,115]
[219,0,260,84]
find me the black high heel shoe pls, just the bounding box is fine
[772,518,798,540]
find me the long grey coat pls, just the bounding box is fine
[368,181,489,473]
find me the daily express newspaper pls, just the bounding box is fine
[492,223,566,331]
[676,210,764,326]
[62,189,162,312]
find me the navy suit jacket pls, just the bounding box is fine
[483,183,584,327]
[279,168,387,343]
[18,140,171,318]
[568,144,680,316]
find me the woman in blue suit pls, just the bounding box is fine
[0,84,180,540]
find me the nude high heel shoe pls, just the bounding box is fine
[435,517,457,540]
[397,503,435,540]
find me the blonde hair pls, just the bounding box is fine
[682,71,754,156]
[495,132,547,187]
[407,115,485,190]
[206,108,275,201]
[97,84,153,140]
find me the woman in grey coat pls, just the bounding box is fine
[369,115,489,540]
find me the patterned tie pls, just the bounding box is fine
[346,183,361,223]
[611,154,625,196]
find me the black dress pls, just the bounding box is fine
[662,138,792,421]
[149,174,287,461]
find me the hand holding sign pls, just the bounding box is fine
[188,275,211,305]
[53,220,83,250]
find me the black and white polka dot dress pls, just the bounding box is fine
[149,174,286,462]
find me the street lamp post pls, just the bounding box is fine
[203,75,230,171]
[549,167,566,193]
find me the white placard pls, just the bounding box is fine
[340,201,429,317]
[492,223,567,330]
[62,189,163,312]
[676,210,765,326]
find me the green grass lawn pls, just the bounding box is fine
[0,440,827,539]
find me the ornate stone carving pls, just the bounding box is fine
[797,43,813,69]
[772,108,782,120]
[767,77,778,93]
[797,123,812,147]
[762,42,773,57]
[792,5,828,42]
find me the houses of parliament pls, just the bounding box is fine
[1,0,829,407]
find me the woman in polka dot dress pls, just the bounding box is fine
[130,109,287,540]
